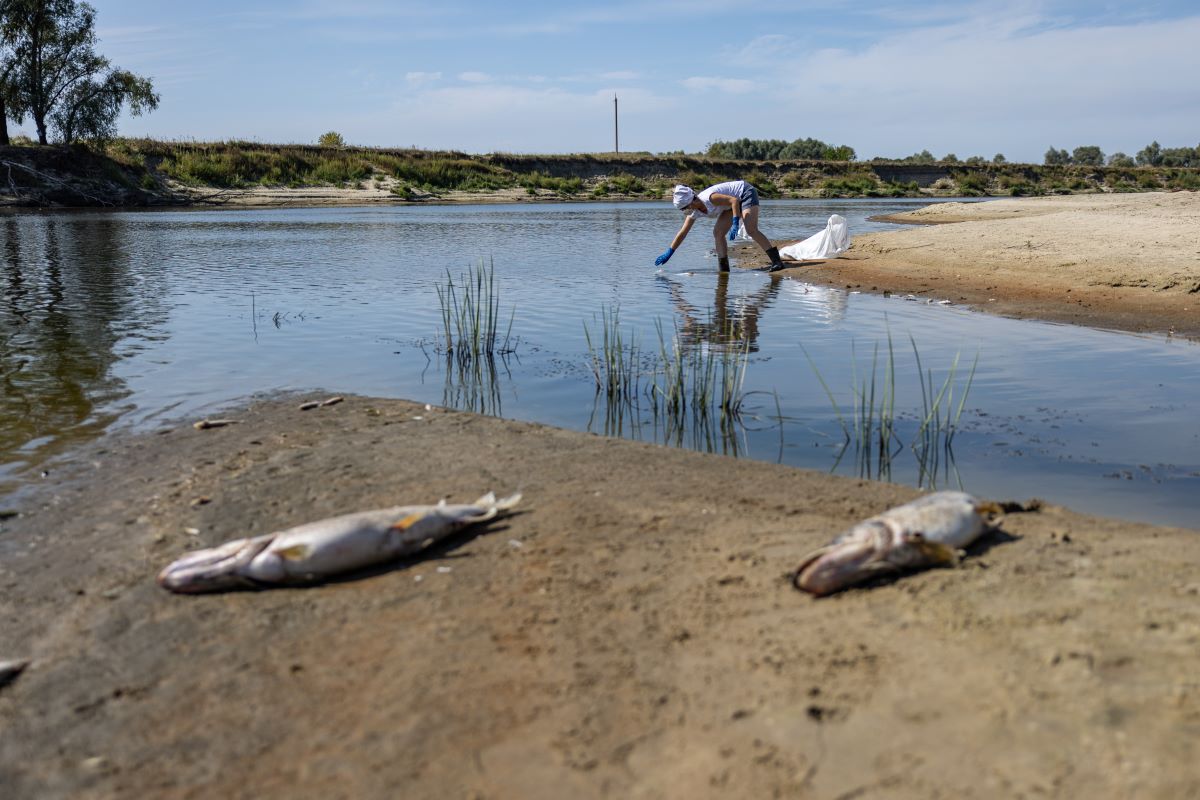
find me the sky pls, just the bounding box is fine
[22,0,1198,162]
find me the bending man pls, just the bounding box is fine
[654,180,786,272]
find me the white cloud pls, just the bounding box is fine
[405,71,442,86]
[458,71,493,83]
[751,10,1200,160]
[681,77,754,94]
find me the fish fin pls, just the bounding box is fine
[391,512,426,531]
[905,532,959,566]
[274,544,311,561]
[974,501,1005,528]
[473,491,497,507]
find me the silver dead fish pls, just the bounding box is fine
[158,492,520,593]
[794,491,1000,596]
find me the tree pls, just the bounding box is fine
[1107,152,1135,167]
[1071,145,1104,166]
[942,153,959,164]
[3,0,157,145]
[1135,141,1161,166]
[1044,147,1071,165]
[50,67,155,143]
[904,150,935,164]
[318,131,345,148]
[992,153,1006,164]
[0,0,28,145]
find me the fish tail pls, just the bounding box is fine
[460,491,521,523]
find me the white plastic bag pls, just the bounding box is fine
[780,214,850,260]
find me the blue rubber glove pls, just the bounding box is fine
[654,247,675,266]
[728,217,740,241]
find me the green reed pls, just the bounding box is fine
[910,335,978,488]
[804,332,977,485]
[434,259,515,365]
[584,305,644,402]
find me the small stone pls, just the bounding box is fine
[184,527,200,536]
[298,401,320,411]
[320,396,344,407]
[436,566,452,574]
[80,756,108,772]
[189,496,211,507]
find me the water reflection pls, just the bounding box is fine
[0,215,165,486]
[657,271,780,353]
[440,354,508,417]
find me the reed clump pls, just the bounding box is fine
[434,259,515,365]
[806,332,978,486]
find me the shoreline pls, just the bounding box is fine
[756,190,1200,340]
[1,393,1197,798]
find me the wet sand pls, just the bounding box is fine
[2,395,1199,799]
[759,190,1200,339]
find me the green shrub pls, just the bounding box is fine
[318,131,345,148]
[1167,171,1200,190]
[819,173,878,197]
[1137,172,1162,189]
[954,171,990,195]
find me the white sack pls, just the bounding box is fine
[779,214,850,260]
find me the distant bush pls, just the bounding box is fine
[318,131,345,148]
[820,173,878,197]
[389,158,512,191]
[1167,170,1200,190]
[705,136,856,161]
[954,171,990,195]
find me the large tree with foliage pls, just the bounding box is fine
[1,0,157,145]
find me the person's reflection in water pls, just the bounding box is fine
[656,271,781,354]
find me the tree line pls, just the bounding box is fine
[0,0,157,146]
[705,137,856,162]
[1044,142,1199,168]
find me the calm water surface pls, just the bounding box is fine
[2,200,1197,527]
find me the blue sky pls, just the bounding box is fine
[30,0,1198,162]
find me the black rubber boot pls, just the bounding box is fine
[717,256,730,272]
[765,246,786,273]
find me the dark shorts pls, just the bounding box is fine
[740,185,760,208]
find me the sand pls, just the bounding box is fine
[3,192,1200,798]
[760,190,1200,339]
[1,395,1199,799]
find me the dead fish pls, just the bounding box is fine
[794,491,1000,597]
[193,419,240,430]
[0,659,29,689]
[157,492,520,593]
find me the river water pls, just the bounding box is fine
[2,199,1197,527]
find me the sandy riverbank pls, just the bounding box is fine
[759,190,1200,339]
[2,394,1198,798]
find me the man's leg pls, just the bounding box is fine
[743,206,785,270]
[713,211,732,272]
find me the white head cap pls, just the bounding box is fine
[672,185,695,210]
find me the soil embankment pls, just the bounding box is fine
[759,190,1200,339]
[1,394,1198,798]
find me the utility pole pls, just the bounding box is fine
[613,94,619,154]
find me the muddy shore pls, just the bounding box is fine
[1,394,1199,799]
[759,190,1200,340]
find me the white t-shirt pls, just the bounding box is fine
[689,180,751,220]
